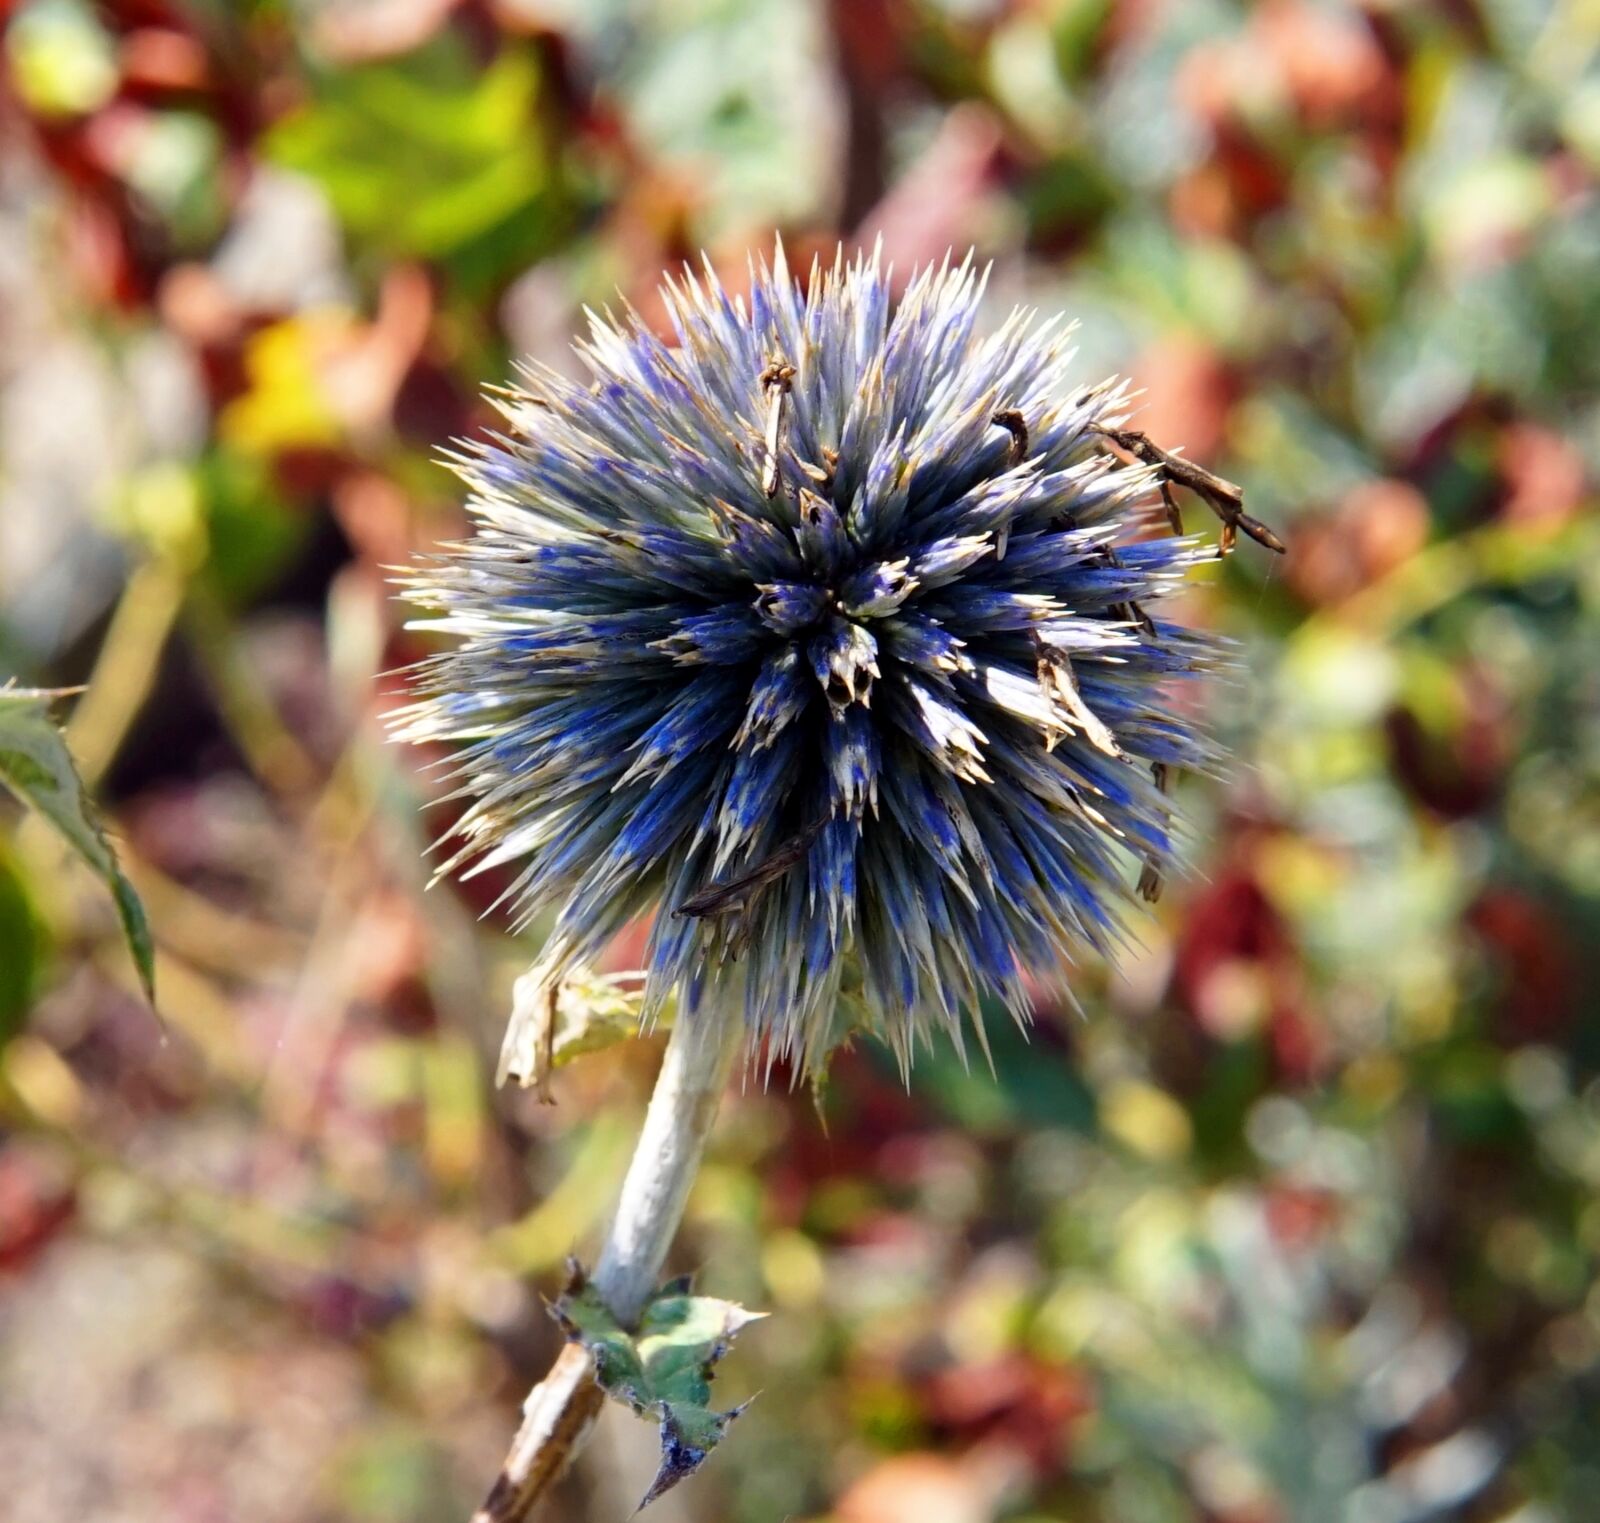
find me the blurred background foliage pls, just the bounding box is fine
[1,2,1597,1521]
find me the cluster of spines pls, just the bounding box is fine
[397,243,1224,1082]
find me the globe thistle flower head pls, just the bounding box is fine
[398,243,1224,1084]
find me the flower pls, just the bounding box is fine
[397,244,1222,1083]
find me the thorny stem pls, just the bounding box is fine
[471,1011,742,1523]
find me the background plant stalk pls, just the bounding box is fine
[472,1011,742,1523]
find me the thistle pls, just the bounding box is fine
[398,244,1271,1519]
[401,244,1228,1081]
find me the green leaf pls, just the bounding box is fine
[553,1266,763,1510]
[0,688,155,1005]
[0,840,45,1040]
[263,36,554,283]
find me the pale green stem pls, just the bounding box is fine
[470,1010,741,1523]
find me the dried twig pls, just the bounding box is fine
[1047,418,1282,905]
[1089,424,1287,556]
[991,408,1029,466]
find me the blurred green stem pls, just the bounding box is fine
[66,557,188,787]
[1301,517,1596,642]
[184,584,322,798]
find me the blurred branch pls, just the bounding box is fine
[121,853,305,977]
[184,586,322,799]
[0,1039,349,1279]
[1302,516,1597,641]
[488,1111,635,1275]
[257,805,375,1141]
[65,558,188,788]
[827,0,894,228]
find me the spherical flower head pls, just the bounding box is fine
[398,244,1222,1084]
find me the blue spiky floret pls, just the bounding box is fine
[397,244,1223,1083]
